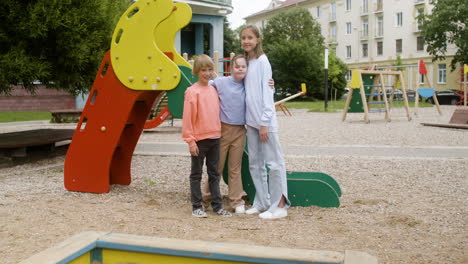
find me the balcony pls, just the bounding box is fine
[359,30,369,40]
[414,0,425,5]
[374,2,383,13]
[329,13,337,22]
[360,6,369,16]
[374,30,384,39]
[412,22,422,33]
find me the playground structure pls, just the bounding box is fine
[414,60,442,115]
[342,69,411,123]
[144,51,234,129]
[274,83,307,116]
[64,0,341,208]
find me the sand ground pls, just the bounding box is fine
[0,105,467,263]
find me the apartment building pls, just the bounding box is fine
[245,0,460,91]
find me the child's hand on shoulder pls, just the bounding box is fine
[189,145,199,156]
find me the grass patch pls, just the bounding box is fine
[0,111,51,123]
[284,100,433,112]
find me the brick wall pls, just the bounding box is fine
[0,86,76,111]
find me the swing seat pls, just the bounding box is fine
[418,88,435,98]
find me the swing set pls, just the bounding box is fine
[342,69,411,123]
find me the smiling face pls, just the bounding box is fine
[231,56,247,82]
[196,66,213,86]
[241,28,260,57]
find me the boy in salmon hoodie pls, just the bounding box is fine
[182,54,232,218]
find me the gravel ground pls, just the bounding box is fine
[0,105,467,264]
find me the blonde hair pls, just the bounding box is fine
[192,54,214,74]
[240,25,264,60]
[230,54,247,71]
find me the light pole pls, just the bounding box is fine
[324,47,329,111]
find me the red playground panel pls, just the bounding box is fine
[64,51,161,193]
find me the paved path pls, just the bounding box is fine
[135,142,468,160]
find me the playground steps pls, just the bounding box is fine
[64,52,161,193]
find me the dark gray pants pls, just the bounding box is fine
[190,138,222,211]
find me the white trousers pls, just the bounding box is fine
[246,126,290,212]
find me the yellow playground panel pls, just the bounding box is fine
[19,232,378,264]
[110,0,187,91]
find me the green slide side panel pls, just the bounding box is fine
[288,177,340,208]
[167,65,198,118]
[288,171,341,197]
[348,74,374,113]
[223,151,341,208]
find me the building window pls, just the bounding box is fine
[331,2,336,20]
[396,39,402,53]
[419,74,425,84]
[330,24,337,42]
[362,0,368,13]
[346,70,352,81]
[362,43,368,57]
[417,36,425,51]
[362,18,369,36]
[438,64,446,84]
[376,0,383,11]
[377,41,383,55]
[377,16,384,37]
[346,22,352,34]
[317,6,321,18]
[346,45,352,58]
[346,0,351,11]
[396,12,403,26]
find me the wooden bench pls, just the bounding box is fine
[0,129,75,157]
[50,109,82,123]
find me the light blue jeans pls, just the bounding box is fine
[246,126,290,213]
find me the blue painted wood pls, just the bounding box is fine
[56,242,97,264]
[418,88,435,98]
[90,248,102,263]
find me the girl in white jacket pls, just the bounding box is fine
[240,25,290,219]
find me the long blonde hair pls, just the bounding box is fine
[240,25,264,60]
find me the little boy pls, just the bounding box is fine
[182,54,232,218]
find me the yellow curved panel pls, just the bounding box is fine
[155,2,192,68]
[111,0,181,91]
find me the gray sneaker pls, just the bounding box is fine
[216,208,232,217]
[192,208,208,218]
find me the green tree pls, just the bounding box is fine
[0,0,130,95]
[419,0,468,70]
[327,49,348,99]
[262,8,347,99]
[223,17,242,57]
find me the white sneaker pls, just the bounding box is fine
[259,208,287,219]
[234,205,245,214]
[192,208,208,218]
[245,207,260,215]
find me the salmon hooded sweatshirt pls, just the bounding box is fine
[182,83,221,147]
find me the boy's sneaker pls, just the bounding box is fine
[192,208,208,218]
[216,208,232,217]
[235,205,245,214]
